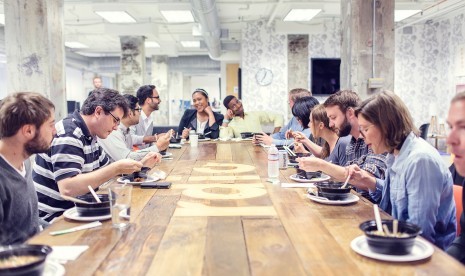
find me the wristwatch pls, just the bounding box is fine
[223,119,230,123]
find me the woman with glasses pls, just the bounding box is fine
[347,90,456,250]
[178,89,224,139]
[292,104,350,165]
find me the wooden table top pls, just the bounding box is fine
[29,141,465,275]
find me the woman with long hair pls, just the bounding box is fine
[292,104,350,165]
[178,88,224,139]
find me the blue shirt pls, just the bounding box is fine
[325,135,351,166]
[271,117,311,146]
[378,132,456,249]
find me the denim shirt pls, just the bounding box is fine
[271,117,311,146]
[378,132,456,249]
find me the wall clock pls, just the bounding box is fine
[255,68,273,86]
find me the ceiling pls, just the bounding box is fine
[1,0,463,59]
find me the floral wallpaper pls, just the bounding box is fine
[151,56,169,126]
[119,36,146,95]
[288,34,309,90]
[241,20,288,120]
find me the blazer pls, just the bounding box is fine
[177,109,224,139]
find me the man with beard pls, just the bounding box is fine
[297,90,387,202]
[0,92,55,245]
[131,85,172,149]
[446,92,465,263]
[220,95,283,139]
[33,89,144,222]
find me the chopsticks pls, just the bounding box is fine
[50,221,102,236]
[283,145,296,157]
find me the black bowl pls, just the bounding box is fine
[75,194,111,217]
[120,166,150,182]
[197,133,205,139]
[289,152,312,163]
[170,137,181,144]
[314,181,352,200]
[296,168,321,180]
[359,220,422,255]
[240,132,254,139]
[0,244,52,276]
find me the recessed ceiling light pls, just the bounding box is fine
[283,9,322,22]
[65,42,89,49]
[145,41,160,48]
[95,11,136,23]
[160,10,194,23]
[0,14,4,25]
[180,41,200,48]
[395,10,421,22]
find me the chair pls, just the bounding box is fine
[418,123,430,140]
[453,185,463,236]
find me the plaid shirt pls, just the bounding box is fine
[345,136,387,203]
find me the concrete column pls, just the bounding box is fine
[168,72,184,125]
[151,56,169,125]
[119,36,146,94]
[4,0,66,119]
[340,0,395,98]
[288,35,309,91]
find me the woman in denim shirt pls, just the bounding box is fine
[348,90,456,250]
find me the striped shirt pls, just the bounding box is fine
[345,136,387,203]
[33,111,110,222]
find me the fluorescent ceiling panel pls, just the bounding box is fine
[395,10,421,22]
[95,11,136,23]
[145,41,160,48]
[180,41,200,48]
[0,14,4,25]
[283,9,322,22]
[65,41,89,48]
[160,10,194,23]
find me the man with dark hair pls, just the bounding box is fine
[297,90,387,203]
[254,88,315,146]
[88,76,103,96]
[99,94,162,163]
[33,88,144,222]
[446,92,465,263]
[220,95,283,139]
[131,85,172,150]
[0,92,55,245]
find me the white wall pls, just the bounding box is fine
[189,75,221,106]
[0,63,7,99]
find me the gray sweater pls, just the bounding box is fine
[0,157,39,245]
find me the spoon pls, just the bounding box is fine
[341,174,351,189]
[88,185,101,203]
[61,195,89,204]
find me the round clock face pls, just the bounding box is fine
[255,68,273,86]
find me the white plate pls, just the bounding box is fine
[161,152,173,158]
[63,207,111,222]
[117,175,159,185]
[119,209,130,220]
[290,173,330,183]
[350,235,434,262]
[306,193,359,205]
[241,137,253,141]
[43,260,65,276]
[198,138,211,142]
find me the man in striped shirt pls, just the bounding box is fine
[33,89,145,222]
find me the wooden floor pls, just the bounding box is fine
[29,141,465,275]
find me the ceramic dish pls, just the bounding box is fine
[116,175,159,185]
[306,193,359,205]
[63,207,111,222]
[289,173,330,183]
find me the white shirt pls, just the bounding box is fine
[196,119,208,134]
[0,153,26,177]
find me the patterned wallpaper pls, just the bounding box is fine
[288,34,309,90]
[241,20,288,120]
[395,13,465,127]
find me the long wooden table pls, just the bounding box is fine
[29,141,465,275]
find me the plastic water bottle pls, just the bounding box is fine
[268,145,279,181]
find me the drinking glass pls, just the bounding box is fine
[108,183,132,229]
[190,134,199,147]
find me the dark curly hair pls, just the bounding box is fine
[81,88,129,118]
[136,85,156,105]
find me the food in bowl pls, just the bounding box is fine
[289,152,312,164]
[314,181,352,200]
[0,244,52,276]
[75,194,112,217]
[169,137,181,144]
[121,166,150,182]
[296,168,321,180]
[359,219,421,255]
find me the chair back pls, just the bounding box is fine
[419,123,430,140]
[453,184,463,235]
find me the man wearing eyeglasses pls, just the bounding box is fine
[99,94,162,164]
[33,88,145,222]
[220,95,284,139]
[131,85,172,150]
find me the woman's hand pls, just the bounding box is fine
[346,164,376,190]
[296,156,321,172]
[293,142,309,154]
[182,127,191,139]
[291,131,307,142]
[204,105,214,116]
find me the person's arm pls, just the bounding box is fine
[129,125,145,145]
[297,156,347,180]
[208,112,223,139]
[205,106,216,127]
[177,110,191,138]
[98,132,131,161]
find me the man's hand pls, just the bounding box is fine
[114,159,143,175]
[141,152,162,167]
[255,132,273,145]
[226,109,234,120]
[156,130,172,151]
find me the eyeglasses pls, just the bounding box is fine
[133,107,142,112]
[359,124,374,137]
[108,110,120,125]
[148,96,160,100]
